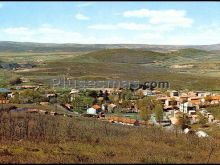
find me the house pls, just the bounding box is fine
[170,90,179,97]
[69,89,79,101]
[210,95,220,104]
[92,104,101,110]
[149,113,171,126]
[107,103,117,113]
[46,93,57,102]
[0,88,11,95]
[189,114,199,124]
[7,92,15,98]
[142,89,155,96]
[188,91,197,97]
[63,103,73,111]
[164,98,178,110]
[157,96,169,105]
[164,109,175,118]
[0,99,9,104]
[180,92,188,97]
[199,109,215,123]
[152,90,162,95]
[179,102,196,115]
[208,114,215,123]
[177,96,189,105]
[86,107,97,115]
[0,88,11,103]
[15,85,36,90]
[46,93,57,98]
[27,108,39,113]
[107,116,138,125]
[210,100,219,105]
[195,131,208,138]
[188,97,202,109]
[196,91,212,97]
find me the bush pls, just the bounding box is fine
[9,77,22,85]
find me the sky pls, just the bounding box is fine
[0,1,220,45]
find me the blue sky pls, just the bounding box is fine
[0,1,220,45]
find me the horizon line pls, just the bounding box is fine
[0,40,219,46]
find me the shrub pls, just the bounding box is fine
[9,77,22,85]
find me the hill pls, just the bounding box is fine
[1,46,219,91]
[0,41,102,52]
[0,41,220,52]
[0,112,220,163]
[72,48,171,64]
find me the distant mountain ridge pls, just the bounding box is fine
[0,41,220,52]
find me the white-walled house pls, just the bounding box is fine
[142,89,155,96]
[179,102,196,115]
[70,89,80,101]
[196,91,212,97]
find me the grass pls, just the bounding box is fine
[206,105,220,119]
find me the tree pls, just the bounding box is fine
[154,103,163,123]
[9,92,20,104]
[204,95,212,106]
[136,89,144,99]
[173,112,184,136]
[198,112,208,125]
[57,93,69,104]
[9,76,22,85]
[88,90,98,98]
[121,90,132,101]
[137,97,156,121]
[19,90,42,104]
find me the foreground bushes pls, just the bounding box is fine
[0,111,219,163]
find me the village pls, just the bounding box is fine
[0,77,220,138]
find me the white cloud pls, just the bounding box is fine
[89,24,117,30]
[89,22,151,30]
[76,2,94,8]
[89,9,193,33]
[0,25,85,43]
[88,22,177,33]
[75,13,90,20]
[1,23,220,45]
[123,9,193,27]
[163,25,220,45]
[89,23,220,45]
[3,27,34,35]
[117,23,150,30]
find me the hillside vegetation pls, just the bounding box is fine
[0,112,219,164]
[72,48,170,64]
[1,47,220,90]
[1,41,220,52]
